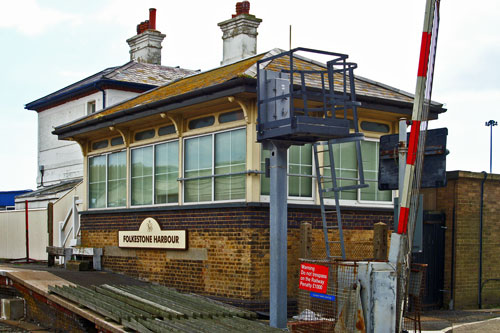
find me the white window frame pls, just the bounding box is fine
[130,139,180,208]
[182,126,247,205]
[323,138,394,208]
[259,145,316,205]
[88,149,127,210]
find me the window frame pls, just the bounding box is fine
[87,149,127,210]
[182,126,247,205]
[323,137,394,208]
[259,144,316,204]
[129,139,180,208]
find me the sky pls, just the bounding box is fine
[0,0,499,191]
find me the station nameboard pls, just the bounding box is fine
[118,217,187,250]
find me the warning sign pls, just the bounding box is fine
[299,263,329,294]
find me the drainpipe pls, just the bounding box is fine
[449,204,456,310]
[478,171,487,309]
[94,83,106,109]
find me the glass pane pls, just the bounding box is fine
[188,116,215,130]
[158,125,176,136]
[214,129,246,200]
[219,110,244,123]
[155,141,179,204]
[92,140,108,150]
[260,148,270,195]
[107,151,126,207]
[135,129,155,141]
[89,155,106,208]
[360,121,390,133]
[288,144,312,197]
[361,141,377,171]
[110,136,124,146]
[184,135,213,202]
[131,146,153,205]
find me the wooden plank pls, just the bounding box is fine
[48,286,123,324]
[121,318,155,333]
[101,284,185,319]
[122,286,205,318]
[93,286,171,319]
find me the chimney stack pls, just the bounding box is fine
[127,8,166,65]
[218,1,262,66]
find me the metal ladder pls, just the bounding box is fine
[313,136,368,260]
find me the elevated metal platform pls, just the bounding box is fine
[257,47,362,144]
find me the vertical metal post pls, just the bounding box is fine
[25,200,29,263]
[490,124,493,173]
[269,141,289,328]
[398,118,407,195]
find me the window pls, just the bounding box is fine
[107,152,127,207]
[219,110,244,123]
[260,144,313,198]
[135,129,155,141]
[324,141,391,202]
[89,155,106,208]
[131,141,179,206]
[87,101,96,114]
[184,128,246,203]
[88,151,126,208]
[155,142,179,204]
[92,139,108,150]
[188,116,215,130]
[360,121,390,133]
[131,146,153,205]
[111,137,124,146]
[158,125,176,136]
[288,145,313,197]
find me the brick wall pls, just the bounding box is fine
[14,282,96,332]
[429,171,500,309]
[80,204,392,311]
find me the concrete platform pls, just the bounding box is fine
[0,263,128,332]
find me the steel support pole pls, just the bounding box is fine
[398,118,407,205]
[269,141,289,328]
[490,123,493,173]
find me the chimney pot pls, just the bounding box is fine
[149,8,156,30]
[127,9,165,64]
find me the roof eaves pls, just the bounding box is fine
[25,79,157,111]
[355,74,444,109]
[25,66,121,110]
[53,77,257,139]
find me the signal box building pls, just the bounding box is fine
[51,3,445,310]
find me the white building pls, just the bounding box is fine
[21,9,195,208]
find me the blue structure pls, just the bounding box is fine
[0,190,32,210]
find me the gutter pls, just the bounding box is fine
[26,79,156,111]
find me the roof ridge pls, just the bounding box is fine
[104,61,136,79]
[243,48,284,77]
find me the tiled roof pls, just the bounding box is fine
[25,62,196,110]
[55,48,443,132]
[105,61,196,86]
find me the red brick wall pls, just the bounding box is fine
[80,204,392,311]
[14,282,96,332]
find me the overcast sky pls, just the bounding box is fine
[0,0,498,190]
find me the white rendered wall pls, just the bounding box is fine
[37,89,139,187]
[0,208,47,260]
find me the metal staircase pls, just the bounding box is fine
[313,136,368,260]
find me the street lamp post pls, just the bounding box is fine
[485,120,498,173]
